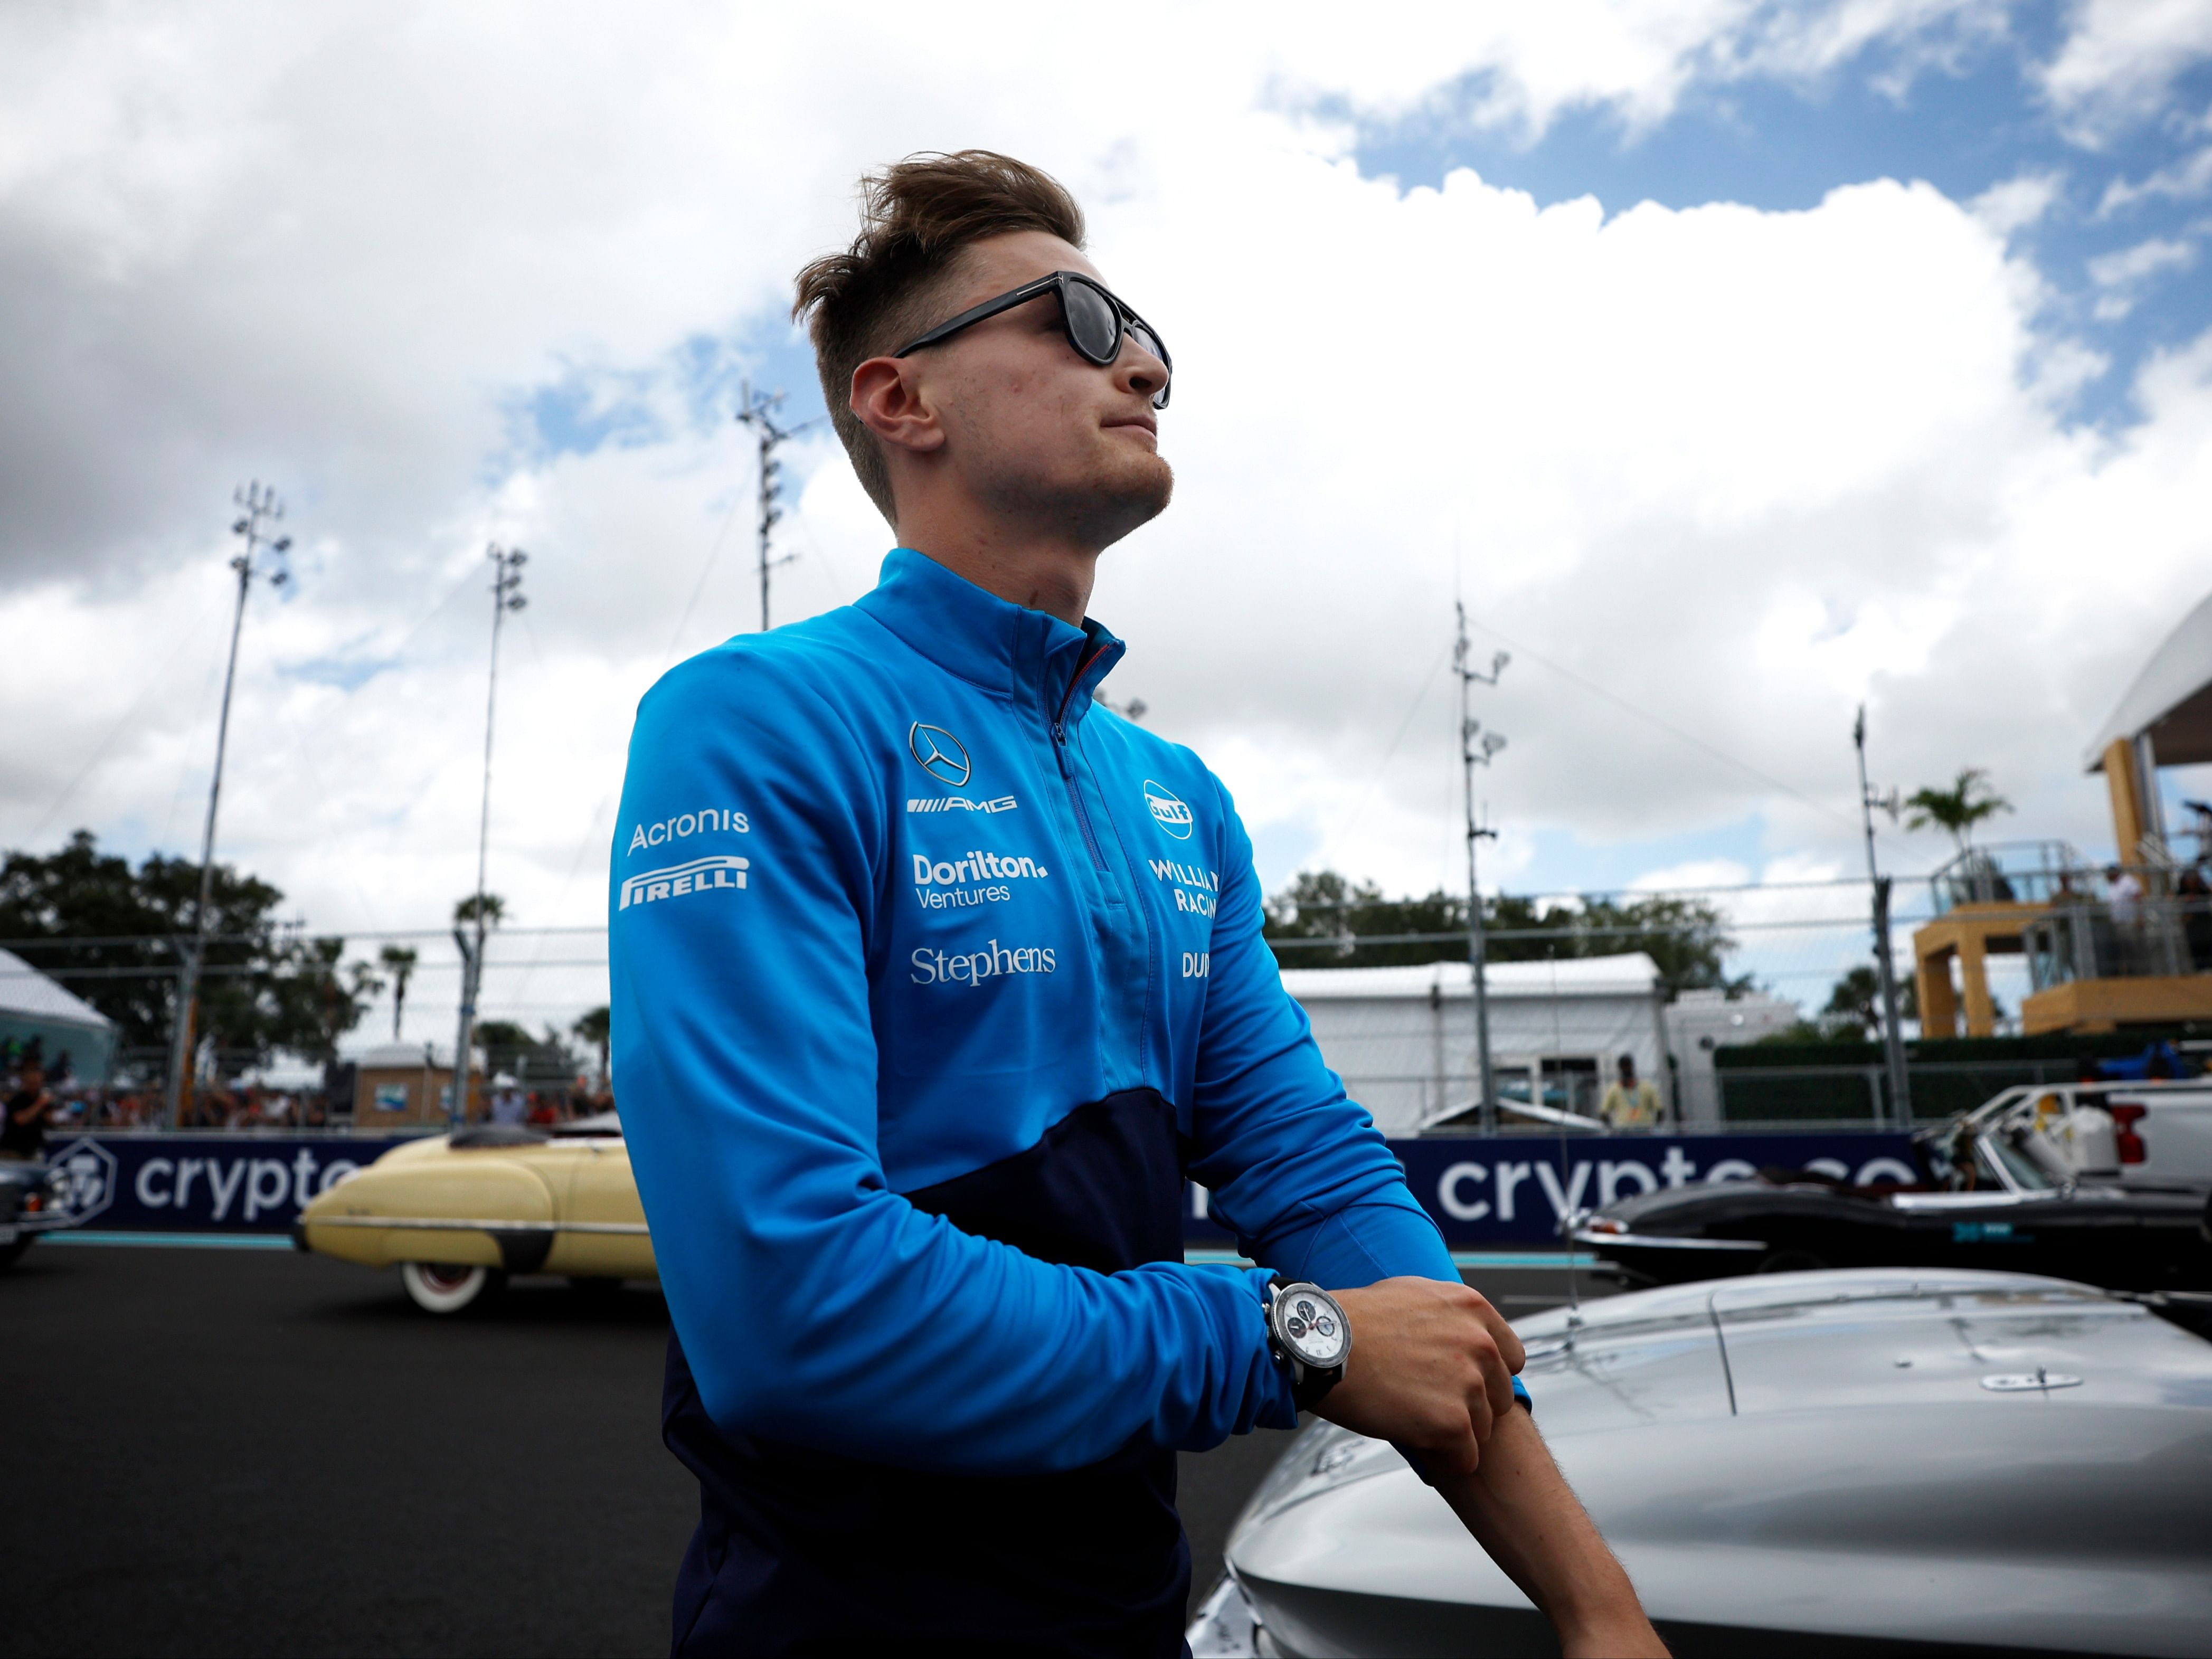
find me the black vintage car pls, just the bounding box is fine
[1573,1099,2212,1293]
[0,1155,71,1269]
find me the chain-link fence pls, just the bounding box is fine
[7,871,2206,1134]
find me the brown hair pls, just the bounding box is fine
[792,150,1086,524]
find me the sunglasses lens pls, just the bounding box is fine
[1061,280,1121,363]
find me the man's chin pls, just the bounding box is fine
[1085,454,1174,547]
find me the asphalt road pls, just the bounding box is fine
[5,1240,1614,1657]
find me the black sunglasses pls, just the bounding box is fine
[892,271,1171,410]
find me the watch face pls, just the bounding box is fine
[1279,1290,1349,1368]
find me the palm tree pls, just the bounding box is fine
[1904,768,2012,855]
[378,944,419,1041]
[573,1005,610,1085]
[453,893,506,927]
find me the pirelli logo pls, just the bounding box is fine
[619,855,749,911]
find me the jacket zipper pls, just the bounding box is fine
[1052,646,1110,873]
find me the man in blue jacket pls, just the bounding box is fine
[610,149,1660,1658]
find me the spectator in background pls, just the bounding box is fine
[490,1080,528,1125]
[2107,864,2146,974]
[1600,1055,1662,1129]
[2,1064,56,1159]
[2179,862,2212,972]
[526,1092,557,1126]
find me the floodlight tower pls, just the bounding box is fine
[451,544,525,1122]
[1455,601,1509,1133]
[1854,705,1912,1123]
[167,483,292,1126]
[736,383,799,632]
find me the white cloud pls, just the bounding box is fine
[2041,0,2212,145]
[3,2,2211,1049]
[1970,168,2066,235]
[2099,143,2212,215]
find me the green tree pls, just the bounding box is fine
[1822,964,1883,1038]
[0,830,381,1064]
[1904,768,2012,854]
[454,892,506,927]
[1263,868,1748,1000]
[572,1004,610,1080]
[378,944,419,1041]
[472,1019,579,1085]
[1262,871,1466,969]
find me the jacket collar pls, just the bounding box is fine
[854,546,1125,725]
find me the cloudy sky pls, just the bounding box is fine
[5,1,2211,1018]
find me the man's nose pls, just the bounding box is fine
[1115,338,1168,402]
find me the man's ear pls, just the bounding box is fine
[850,357,946,457]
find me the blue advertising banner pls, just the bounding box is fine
[40,1134,418,1234]
[40,1129,1918,1246]
[1186,1132,1918,1247]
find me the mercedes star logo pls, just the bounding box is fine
[908,723,972,789]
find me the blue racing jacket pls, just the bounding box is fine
[609,547,1481,1653]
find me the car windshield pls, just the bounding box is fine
[1977,1129,2056,1192]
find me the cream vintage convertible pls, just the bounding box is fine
[294,1115,655,1313]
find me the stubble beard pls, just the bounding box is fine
[973,427,1175,553]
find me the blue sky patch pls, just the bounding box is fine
[280,654,401,693]
[1346,5,2212,429]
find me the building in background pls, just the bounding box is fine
[1281,954,1669,1136]
[1661,988,1802,1127]
[329,1042,472,1132]
[1915,587,2212,1039]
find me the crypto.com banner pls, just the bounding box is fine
[40,1134,415,1234]
[42,1128,1919,1246]
[1186,1132,1918,1248]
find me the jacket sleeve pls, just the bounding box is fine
[609,652,1294,1476]
[1185,776,1461,1292]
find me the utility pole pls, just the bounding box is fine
[1854,705,1912,1124]
[167,484,291,1127]
[452,544,525,1123]
[1455,602,1509,1133]
[735,383,798,632]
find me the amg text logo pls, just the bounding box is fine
[907,796,1017,814]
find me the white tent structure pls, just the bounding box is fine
[0,946,118,1083]
[1280,954,1668,1137]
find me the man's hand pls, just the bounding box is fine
[1318,1276,1524,1474]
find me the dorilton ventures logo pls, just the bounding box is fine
[913,852,1049,885]
[619,855,749,911]
[910,938,1057,985]
[908,723,972,788]
[1143,779,1194,840]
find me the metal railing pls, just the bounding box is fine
[1927,841,2088,914]
[2025,897,2212,988]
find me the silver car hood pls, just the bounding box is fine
[1227,1269,2212,1657]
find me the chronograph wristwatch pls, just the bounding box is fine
[1265,1276,1351,1411]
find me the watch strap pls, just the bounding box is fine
[1267,1275,1347,1411]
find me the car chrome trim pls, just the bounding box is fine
[1982,1370,2084,1391]
[304,1215,650,1235]
[1573,1229,1767,1250]
[1888,1191,2030,1211]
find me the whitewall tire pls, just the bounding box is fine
[400,1260,506,1315]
